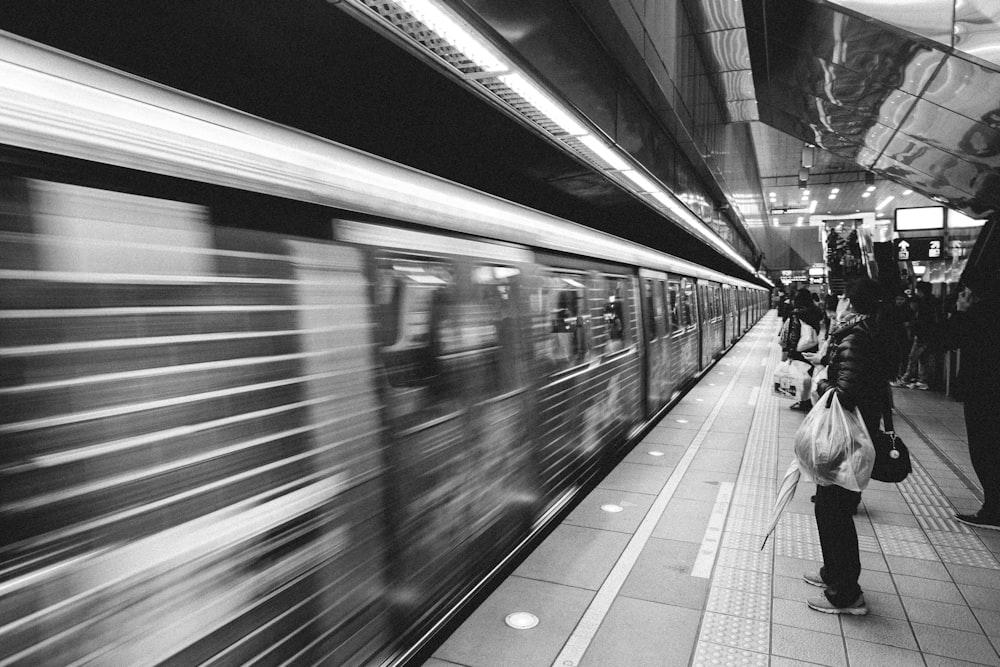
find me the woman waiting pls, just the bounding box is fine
[804,277,894,615]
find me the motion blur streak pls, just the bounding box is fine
[0,33,767,665]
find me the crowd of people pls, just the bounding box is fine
[775,271,1000,617]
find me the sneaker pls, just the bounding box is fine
[803,572,826,588]
[790,400,812,411]
[889,379,909,388]
[908,382,929,391]
[807,594,867,615]
[955,513,1000,530]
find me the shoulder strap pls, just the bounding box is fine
[882,385,895,433]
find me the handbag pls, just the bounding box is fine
[797,321,818,351]
[871,403,911,483]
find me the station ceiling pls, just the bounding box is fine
[0,1,996,279]
[742,0,1000,225]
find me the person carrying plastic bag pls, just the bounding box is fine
[780,288,823,411]
[799,278,896,616]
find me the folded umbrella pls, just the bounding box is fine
[761,460,801,550]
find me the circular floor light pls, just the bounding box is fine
[648,450,664,457]
[601,504,624,513]
[505,612,539,629]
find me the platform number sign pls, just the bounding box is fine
[894,236,944,261]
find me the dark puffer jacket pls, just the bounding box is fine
[816,317,890,426]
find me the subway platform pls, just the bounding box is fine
[426,311,1000,667]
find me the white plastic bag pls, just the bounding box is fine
[793,389,876,492]
[773,359,811,399]
[796,321,818,351]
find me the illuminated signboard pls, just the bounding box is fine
[894,236,944,261]
[895,206,945,231]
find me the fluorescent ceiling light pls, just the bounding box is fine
[903,189,913,195]
[395,0,507,73]
[809,200,818,213]
[862,192,871,198]
[875,195,894,210]
[498,73,587,136]
[578,134,630,170]
[769,192,776,197]
[831,188,840,194]
[802,190,810,196]
[828,194,836,199]
[622,169,657,192]
[866,185,876,192]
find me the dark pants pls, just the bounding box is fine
[814,400,881,607]
[815,484,862,605]
[965,397,1000,519]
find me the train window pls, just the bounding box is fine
[715,287,723,318]
[667,281,682,333]
[374,256,454,416]
[596,274,630,354]
[543,271,590,370]
[654,280,667,339]
[643,279,657,341]
[471,265,521,393]
[681,280,695,329]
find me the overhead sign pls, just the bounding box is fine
[895,206,945,231]
[894,236,944,261]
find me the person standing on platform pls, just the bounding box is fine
[783,288,823,411]
[893,281,939,390]
[944,269,1000,530]
[805,278,894,615]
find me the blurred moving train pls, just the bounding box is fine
[0,34,766,666]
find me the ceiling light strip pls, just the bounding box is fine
[349,0,755,274]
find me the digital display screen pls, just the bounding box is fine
[895,207,944,231]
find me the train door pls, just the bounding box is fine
[668,276,699,384]
[722,284,732,346]
[531,258,642,504]
[371,245,537,625]
[641,270,670,415]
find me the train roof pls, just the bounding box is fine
[0,32,763,291]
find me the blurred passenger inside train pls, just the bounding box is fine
[943,267,1000,530]
[781,288,823,411]
[806,277,895,615]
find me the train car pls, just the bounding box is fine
[0,34,766,666]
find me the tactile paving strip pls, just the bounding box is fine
[925,531,990,550]
[711,566,771,596]
[775,539,822,561]
[933,544,1000,569]
[717,546,773,573]
[692,641,768,667]
[706,587,771,621]
[874,524,929,543]
[879,539,940,560]
[899,460,974,534]
[699,612,770,653]
[858,534,881,553]
[722,531,769,552]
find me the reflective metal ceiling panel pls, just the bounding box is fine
[744,0,1000,217]
[825,0,954,46]
[955,1,1000,68]
[696,0,747,31]
[922,54,1000,125]
[702,29,751,71]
